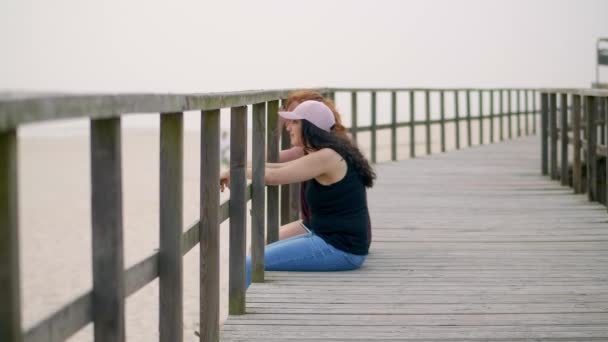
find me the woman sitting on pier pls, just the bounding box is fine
[220,100,375,286]
[278,90,372,245]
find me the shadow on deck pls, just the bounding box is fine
[221,136,608,341]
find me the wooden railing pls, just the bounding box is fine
[539,88,608,209]
[0,87,539,342]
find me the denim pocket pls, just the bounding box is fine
[343,252,366,269]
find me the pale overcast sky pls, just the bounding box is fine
[1,0,607,93]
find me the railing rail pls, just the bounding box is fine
[1,86,540,342]
[539,88,608,209]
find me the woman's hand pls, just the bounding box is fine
[220,170,230,192]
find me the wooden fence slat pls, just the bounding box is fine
[533,91,538,134]
[440,91,446,152]
[517,90,522,137]
[0,129,22,342]
[252,103,266,283]
[455,90,460,149]
[351,92,358,143]
[409,91,415,158]
[560,95,569,186]
[585,96,597,201]
[525,90,530,135]
[90,118,125,342]
[266,100,280,244]
[425,90,431,155]
[506,89,513,139]
[229,106,248,315]
[490,90,495,143]
[391,91,397,160]
[605,97,608,210]
[500,90,504,141]
[371,91,377,162]
[541,92,549,175]
[159,112,184,342]
[466,90,472,147]
[549,93,558,180]
[572,95,582,193]
[280,101,290,226]
[200,109,220,342]
[479,90,484,145]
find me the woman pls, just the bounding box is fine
[277,90,350,241]
[220,100,375,286]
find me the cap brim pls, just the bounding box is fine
[278,111,303,120]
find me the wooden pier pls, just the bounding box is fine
[1,88,607,342]
[221,135,608,341]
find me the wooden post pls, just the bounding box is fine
[409,90,416,158]
[90,118,125,342]
[159,112,183,342]
[391,91,397,161]
[425,90,431,155]
[586,96,597,201]
[229,106,247,315]
[550,93,558,180]
[541,92,549,175]
[251,102,266,283]
[525,90,530,135]
[280,126,290,225]
[0,129,22,342]
[455,90,460,150]
[351,92,358,144]
[533,91,538,135]
[466,89,472,147]
[371,91,377,163]
[508,90,513,139]
[266,100,280,244]
[517,90,522,137]
[605,97,608,210]
[560,94,569,186]
[479,90,484,145]
[490,90,495,143]
[572,95,582,193]
[440,90,446,152]
[200,109,220,342]
[500,90,504,141]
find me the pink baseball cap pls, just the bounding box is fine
[278,100,336,132]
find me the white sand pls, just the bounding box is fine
[17,118,535,340]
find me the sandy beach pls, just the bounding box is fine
[17,116,536,341]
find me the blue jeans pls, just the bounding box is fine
[246,232,367,287]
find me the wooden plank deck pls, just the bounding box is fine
[221,136,608,341]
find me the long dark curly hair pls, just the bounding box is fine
[300,120,376,188]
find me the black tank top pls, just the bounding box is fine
[305,159,370,255]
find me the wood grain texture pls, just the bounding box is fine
[159,112,183,342]
[229,106,248,315]
[266,100,280,244]
[221,136,608,341]
[0,129,21,342]
[90,118,125,342]
[251,103,266,283]
[200,109,220,342]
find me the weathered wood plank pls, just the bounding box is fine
[560,94,569,186]
[200,109,220,342]
[90,118,125,342]
[573,95,583,193]
[409,90,415,158]
[0,129,22,342]
[266,100,280,244]
[371,91,377,162]
[391,91,397,160]
[586,96,598,201]
[440,90,446,152]
[541,92,549,175]
[159,112,183,342]
[251,103,266,283]
[229,106,248,315]
[425,90,431,154]
[350,92,358,143]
